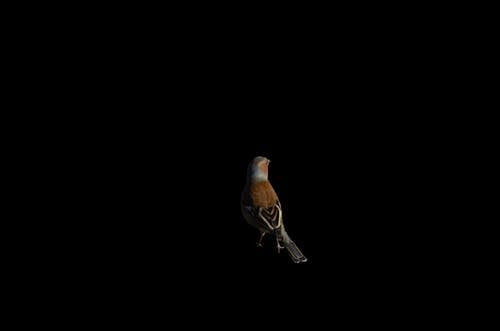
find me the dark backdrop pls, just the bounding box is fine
[19,5,467,323]
[76,109,438,283]
[52,24,451,299]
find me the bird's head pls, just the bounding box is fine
[248,156,271,182]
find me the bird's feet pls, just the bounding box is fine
[277,243,284,253]
[256,232,266,248]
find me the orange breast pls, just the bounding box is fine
[250,181,278,208]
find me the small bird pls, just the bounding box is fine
[241,156,307,263]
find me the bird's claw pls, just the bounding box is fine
[256,242,263,248]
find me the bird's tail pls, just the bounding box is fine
[284,240,307,263]
[279,230,307,263]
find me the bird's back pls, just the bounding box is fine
[248,181,278,209]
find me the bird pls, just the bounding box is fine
[241,156,307,263]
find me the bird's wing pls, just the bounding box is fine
[243,200,283,231]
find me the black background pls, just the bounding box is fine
[53,45,444,289]
[69,107,441,287]
[7,4,480,326]
[23,11,463,312]
[56,108,452,318]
